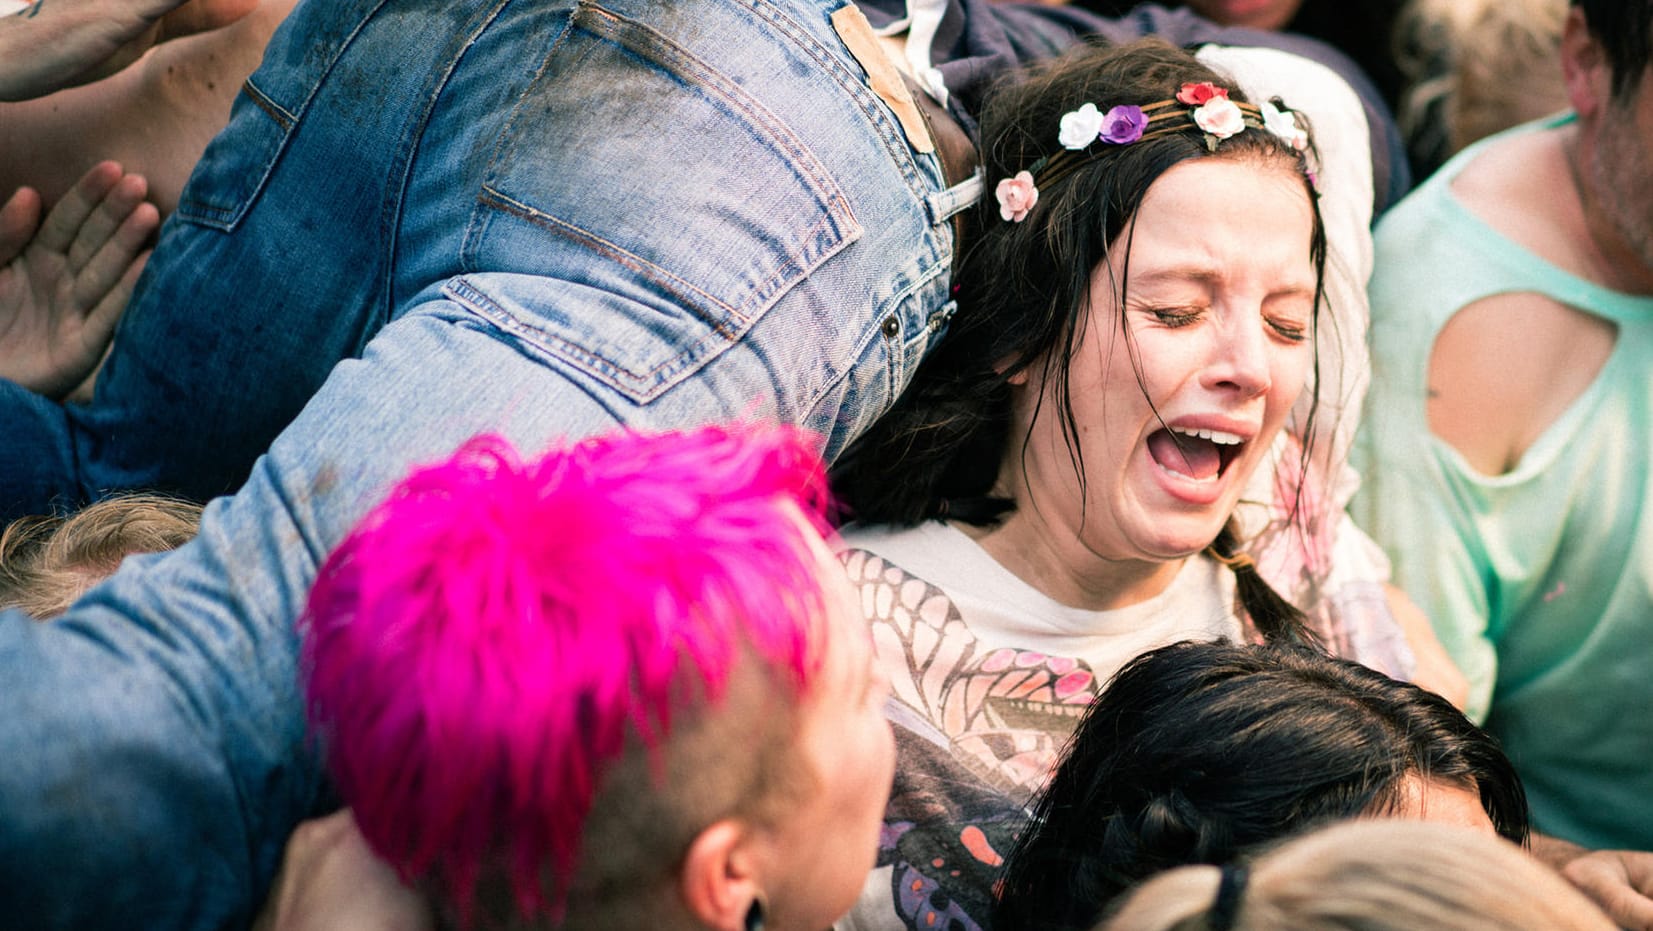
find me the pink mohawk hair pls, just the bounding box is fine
[300,423,834,925]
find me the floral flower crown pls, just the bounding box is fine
[994,82,1312,222]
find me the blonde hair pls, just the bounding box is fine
[0,494,203,619]
[1398,0,1570,162]
[1100,820,1614,931]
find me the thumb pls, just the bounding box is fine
[0,187,43,266]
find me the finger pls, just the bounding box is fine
[70,248,146,383]
[0,186,43,265]
[71,202,157,314]
[1626,856,1653,891]
[66,172,152,271]
[1574,867,1653,930]
[33,161,124,256]
[1603,892,1653,930]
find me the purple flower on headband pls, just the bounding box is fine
[1100,105,1147,144]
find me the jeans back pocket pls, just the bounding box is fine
[174,0,395,230]
[462,0,862,404]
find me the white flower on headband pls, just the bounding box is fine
[1260,101,1309,151]
[1058,103,1105,150]
[1192,97,1245,141]
[996,170,1038,222]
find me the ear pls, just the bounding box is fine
[679,819,763,931]
[1560,5,1611,120]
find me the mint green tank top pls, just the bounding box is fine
[1354,115,1653,850]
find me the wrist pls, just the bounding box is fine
[1530,831,1589,869]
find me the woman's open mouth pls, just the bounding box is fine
[1145,427,1244,483]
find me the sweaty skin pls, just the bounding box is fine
[0,0,293,216]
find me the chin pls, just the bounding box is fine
[1134,522,1228,562]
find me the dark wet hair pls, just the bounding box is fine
[832,39,1326,642]
[1574,0,1653,100]
[991,640,1529,931]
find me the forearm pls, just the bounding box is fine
[0,601,316,928]
[0,0,286,215]
[1383,581,1470,709]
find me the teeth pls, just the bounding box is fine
[1173,428,1243,445]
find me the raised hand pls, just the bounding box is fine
[0,161,158,401]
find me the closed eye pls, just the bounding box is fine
[1148,307,1203,328]
[1267,316,1309,342]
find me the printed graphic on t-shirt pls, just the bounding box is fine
[844,549,1101,931]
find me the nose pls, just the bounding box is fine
[1202,312,1273,398]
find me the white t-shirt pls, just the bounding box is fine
[834,520,1239,931]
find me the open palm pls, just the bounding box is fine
[0,161,157,401]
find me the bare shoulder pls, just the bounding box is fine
[1426,123,1614,475]
[1449,124,1596,279]
[1428,290,1616,476]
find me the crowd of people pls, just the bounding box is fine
[0,0,1648,929]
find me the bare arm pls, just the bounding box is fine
[0,0,256,101]
[0,0,292,216]
[1382,582,1469,710]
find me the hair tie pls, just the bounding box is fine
[1208,864,1249,931]
[1211,548,1257,575]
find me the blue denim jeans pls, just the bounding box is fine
[0,0,970,924]
[0,0,965,520]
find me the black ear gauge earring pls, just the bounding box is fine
[744,896,767,931]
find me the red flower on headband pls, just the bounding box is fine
[1176,82,1228,105]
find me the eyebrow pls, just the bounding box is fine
[1126,265,1317,300]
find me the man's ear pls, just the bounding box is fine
[679,819,763,931]
[1561,5,1611,120]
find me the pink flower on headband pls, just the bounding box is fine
[996,170,1038,222]
[1193,97,1245,141]
[1176,82,1228,106]
[1100,105,1147,144]
[1058,102,1105,150]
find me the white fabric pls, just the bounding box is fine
[844,520,1241,666]
[833,521,1241,931]
[868,0,952,104]
[1196,43,1375,502]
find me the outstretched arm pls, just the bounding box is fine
[0,160,158,401]
[0,0,257,101]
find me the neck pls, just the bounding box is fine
[964,513,1187,612]
[1566,127,1653,295]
